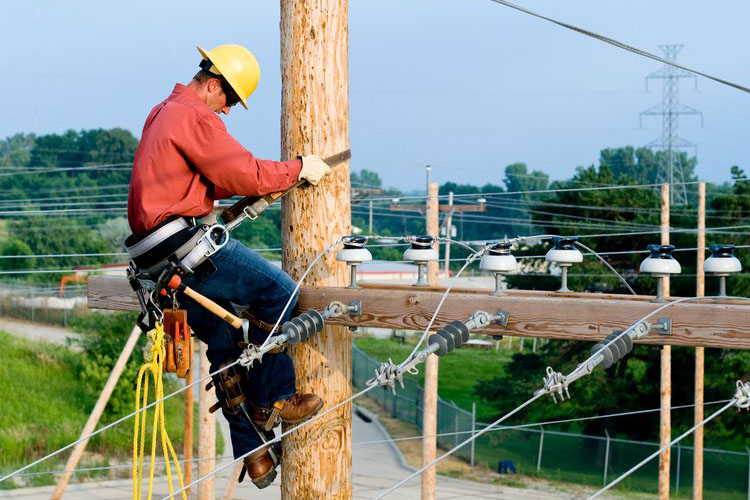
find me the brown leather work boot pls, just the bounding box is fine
[250,393,324,431]
[242,448,277,489]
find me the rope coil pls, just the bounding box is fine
[133,323,187,500]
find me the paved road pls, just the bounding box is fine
[0,317,81,347]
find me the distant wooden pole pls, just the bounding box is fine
[422,182,440,500]
[183,358,194,491]
[280,0,352,497]
[198,342,215,500]
[659,183,671,500]
[369,199,373,233]
[443,191,454,276]
[694,182,706,500]
[427,183,439,287]
[221,463,244,500]
[49,326,141,500]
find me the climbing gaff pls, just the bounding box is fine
[368,310,508,394]
[536,320,655,403]
[238,300,361,368]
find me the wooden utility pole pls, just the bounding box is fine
[198,343,216,500]
[279,0,352,497]
[694,182,706,500]
[50,326,141,500]
[659,183,671,500]
[422,182,439,500]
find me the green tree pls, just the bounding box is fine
[0,133,35,168]
[350,169,382,188]
[0,238,34,271]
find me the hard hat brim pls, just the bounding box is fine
[196,46,250,110]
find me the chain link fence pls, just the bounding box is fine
[353,344,750,499]
[0,282,88,327]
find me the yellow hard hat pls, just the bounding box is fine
[197,44,260,110]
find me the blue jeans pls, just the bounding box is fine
[178,238,298,458]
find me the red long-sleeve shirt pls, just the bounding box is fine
[127,84,302,236]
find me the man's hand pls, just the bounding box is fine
[299,155,332,186]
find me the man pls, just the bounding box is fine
[127,44,331,488]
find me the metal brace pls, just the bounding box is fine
[348,300,363,317]
[537,366,570,403]
[465,310,509,330]
[734,380,750,411]
[366,358,404,395]
[495,309,509,327]
[238,341,271,368]
[324,300,363,319]
[651,317,672,336]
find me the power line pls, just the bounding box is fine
[486,0,750,94]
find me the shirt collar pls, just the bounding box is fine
[170,83,202,102]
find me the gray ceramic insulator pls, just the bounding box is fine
[450,321,471,344]
[428,333,449,356]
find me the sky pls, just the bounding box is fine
[0,0,748,192]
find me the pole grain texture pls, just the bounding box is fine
[659,183,671,500]
[694,182,706,500]
[422,182,440,500]
[280,0,352,498]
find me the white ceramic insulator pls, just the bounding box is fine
[640,257,681,274]
[480,254,517,272]
[403,247,439,263]
[545,248,583,264]
[335,247,373,264]
[704,255,742,274]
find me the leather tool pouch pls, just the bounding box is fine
[162,308,192,378]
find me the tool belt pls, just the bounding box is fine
[125,217,231,332]
[125,217,227,279]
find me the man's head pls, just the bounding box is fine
[190,70,241,115]
[189,44,260,114]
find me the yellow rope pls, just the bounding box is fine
[133,322,187,500]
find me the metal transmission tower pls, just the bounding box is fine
[640,44,703,205]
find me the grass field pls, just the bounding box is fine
[0,330,222,488]
[354,335,513,421]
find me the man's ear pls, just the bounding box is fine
[207,78,223,95]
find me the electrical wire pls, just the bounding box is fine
[352,398,733,447]
[486,0,750,94]
[159,385,379,500]
[574,240,636,295]
[587,400,739,499]
[370,392,546,500]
